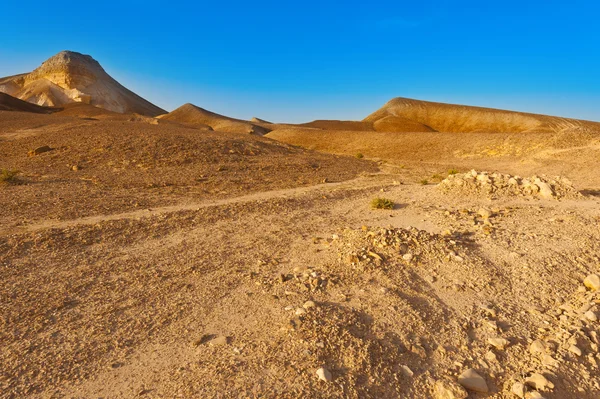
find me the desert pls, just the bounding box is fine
[1,48,600,399]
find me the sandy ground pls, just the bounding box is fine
[1,109,600,398]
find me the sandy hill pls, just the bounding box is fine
[160,103,271,135]
[0,92,58,113]
[0,51,165,116]
[365,97,600,133]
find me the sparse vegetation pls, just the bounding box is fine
[0,169,19,185]
[370,197,395,210]
[420,179,429,185]
[448,168,459,175]
[355,152,364,159]
[431,174,443,181]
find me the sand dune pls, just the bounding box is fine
[160,103,271,135]
[0,51,165,116]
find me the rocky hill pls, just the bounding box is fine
[365,97,600,133]
[160,103,271,135]
[0,51,165,116]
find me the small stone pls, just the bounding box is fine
[402,253,413,261]
[28,145,52,156]
[458,369,489,393]
[303,300,316,310]
[401,365,414,377]
[584,274,600,291]
[584,310,598,322]
[568,345,582,356]
[511,382,526,398]
[433,379,468,399]
[295,308,307,316]
[529,340,547,355]
[478,208,493,219]
[484,351,497,363]
[525,373,553,391]
[488,337,509,350]
[316,367,332,382]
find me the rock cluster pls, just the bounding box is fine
[439,170,581,199]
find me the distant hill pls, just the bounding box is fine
[364,97,600,133]
[160,103,271,135]
[0,51,165,116]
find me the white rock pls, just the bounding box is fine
[303,300,316,310]
[295,308,307,316]
[402,253,413,261]
[458,369,489,393]
[316,367,332,382]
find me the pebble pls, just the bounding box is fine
[458,369,489,393]
[478,208,493,219]
[401,365,414,377]
[303,300,316,310]
[511,382,526,398]
[569,345,583,356]
[316,367,332,382]
[295,308,307,316]
[402,253,414,261]
[433,379,468,399]
[525,373,553,391]
[488,337,509,350]
[584,274,600,291]
[584,310,598,322]
[529,339,547,356]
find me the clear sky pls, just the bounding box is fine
[1,0,599,123]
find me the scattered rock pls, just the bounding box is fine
[316,367,332,382]
[28,145,52,157]
[458,368,489,393]
[511,382,526,398]
[303,300,316,310]
[525,373,553,391]
[529,340,547,356]
[488,337,509,350]
[568,345,582,356]
[584,310,598,322]
[434,379,468,399]
[583,274,600,291]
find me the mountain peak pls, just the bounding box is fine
[0,51,165,116]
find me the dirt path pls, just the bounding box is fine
[0,174,388,236]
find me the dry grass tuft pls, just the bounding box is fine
[370,197,394,210]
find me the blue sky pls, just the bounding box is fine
[1,0,599,122]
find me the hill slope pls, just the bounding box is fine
[365,97,600,133]
[160,103,271,135]
[0,51,165,116]
[0,92,58,113]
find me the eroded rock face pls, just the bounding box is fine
[0,51,165,116]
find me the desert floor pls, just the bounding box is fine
[1,111,600,399]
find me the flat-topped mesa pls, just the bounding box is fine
[0,50,165,116]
